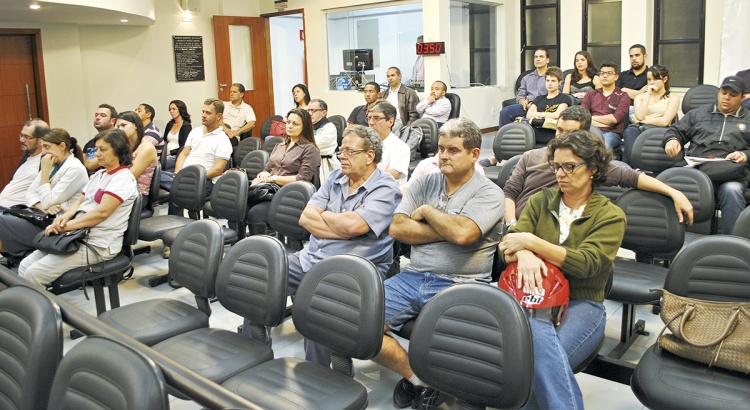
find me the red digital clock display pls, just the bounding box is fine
[416,41,445,55]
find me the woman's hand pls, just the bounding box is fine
[45,204,62,215]
[40,153,53,175]
[499,232,536,255]
[255,171,272,183]
[515,250,549,294]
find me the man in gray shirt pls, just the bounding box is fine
[373,118,505,409]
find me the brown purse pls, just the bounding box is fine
[657,289,750,373]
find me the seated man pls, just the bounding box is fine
[504,105,693,226]
[415,80,451,127]
[663,76,750,234]
[616,44,649,106]
[582,62,630,150]
[83,104,117,173]
[499,47,554,127]
[368,99,411,189]
[221,83,256,146]
[307,98,341,182]
[348,81,380,126]
[373,118,505,409]
[0,119,49,210]
[135,103,165,155]
[381,67,420,130]
[266,124,401,366]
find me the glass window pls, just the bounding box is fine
[583,0,621,70]
[654,0,704,87]
[521,0,559,71]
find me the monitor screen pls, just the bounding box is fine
[343,49,373,72]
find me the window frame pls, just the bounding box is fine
[520,0,560,71]
[653,0,705,87]
[582,0,622,70]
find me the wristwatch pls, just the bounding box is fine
[272,175,278,183]
[505,219,516,228]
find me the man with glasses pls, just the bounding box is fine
[348,81,381,126]
[368,99,411,189]
[273,124,401,366]
[307,99,341,182]
[582,62,630,150]
[0,119,49,209]
[503,106,692,227]
[221,83,256,146]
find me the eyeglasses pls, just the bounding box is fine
[549,162,587,174]
[599,71,616,77]
[335,149,367,158]
[306,108,323,113]
[366,115,387,123]
[19,133,37,141]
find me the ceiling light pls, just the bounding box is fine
[120,19,129,23]
[29,4,41,10]
[182,10,192,23]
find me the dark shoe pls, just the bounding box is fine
[416,386,443,410]
[393,378,417,408]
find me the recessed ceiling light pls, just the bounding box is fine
[120,19,129,23]
[29,4,41,10]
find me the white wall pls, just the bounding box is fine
[270,14,306,116]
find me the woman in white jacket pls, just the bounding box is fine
[0,128,87,257]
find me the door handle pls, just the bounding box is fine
[219,83,228,91]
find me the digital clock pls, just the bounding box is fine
[416,41,445,55]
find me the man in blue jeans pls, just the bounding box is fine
[581,62,630,150]
[373,118,504,409]
[663,75,750,234]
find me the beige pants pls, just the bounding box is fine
[18,245,115,287]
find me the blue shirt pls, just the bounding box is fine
[298,167,402,276]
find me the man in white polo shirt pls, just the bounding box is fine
[221,83,256,146]
[368,99,411,189]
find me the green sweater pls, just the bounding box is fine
[507,188,626,302]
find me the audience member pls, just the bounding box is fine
[307,99,341,182]
[116,111,158,200]
[499,130,626,410]
[415,80,451,126]
[368,99,411,189]
[616,44,649,105]
[736,68,750,110]
[663,76,750,234]
[503,106,692,225]
[526,66,570,145]
[381,67,420,130]
[221,83,256,146]
[563,51,601,105]
[0,119,49,209]
[582,62,630,150]
[19,129,138,287]
[499,47,555,127]
[83,104,117,172]
[373,118,504,409]
[164,100,192,170]
[246,108,321,235]
[406,153,484,194]
[293,83,311,110]
[0,128,87,258]
[348,82,380,126]
[622,65,681,164]
[410,35,424,86]
[135,103,164,155]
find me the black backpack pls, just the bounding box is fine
[397,125,424,161]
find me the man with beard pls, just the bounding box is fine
[616,44,649,105]
[83,104,118,172]
[0,119,49,209]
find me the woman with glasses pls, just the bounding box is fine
[563,51,602,105]
[246,108,321,235]
[499,130,625,409]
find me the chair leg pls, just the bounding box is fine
[92,280,107,316]
[106,274,121,310]
[148,274,169,287]
[607,303,649,359]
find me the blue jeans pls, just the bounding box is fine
[384,270,456,332]
[717,180,748,234]
[499,103,527,127]
[601,131,622,151]
[524,299,606,410]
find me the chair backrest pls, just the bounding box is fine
[588,125,604,142]
[409,283,533,409]
[0,286,62,410]
[215,236,288,329]
[268,181,316,245]
[124,194,143,248]
[328,114,347,147]
[596,185,629,203]
[260,115,284,140]
[169,219,224,300]
[293,254,384,372]
[656,167,715,224]
[665,235,750,302]
[142,163,161,216]
[233,137,261,166]
[411,117,439,158]
[495,154,521,188]
[170,164,207,212]
[681,84,719,114]
[263,136,285,155]
[209,170,248,223]
[515,69,534,94]
[47,336,168,410]
[159,141,168,170]
[614,189,685,254]
[493,122,535,161]
[444,92,461,119]
[630,127,681,174]
[239,150,269,180]
[731,206,750,239]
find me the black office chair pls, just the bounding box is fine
[730,206,750,239]
[233,136,261,167]
[97,219,224,346]
[409,283,533,410]
[259,115,284,140]
[408,118,439,176]
[267,181,316,252]
[140,163,161,220]
[485,122,536,182]
[328,114,347,147]
[263,136,284,155]
[502,69,535,107]
[629,127,681,175]
[238,149,269,180]
[681,84,719,114]
[444,92,461,119]
[495,153,521,188]
[630,235,750,410]
[47,336,168,410]
[221,254,384,410]
[0,286,62,410]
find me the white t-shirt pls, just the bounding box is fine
[379,132,410,189]
[183,126,233,182]
[81,166,138,254]
[0,153,41,208]
[386,88,401,122]
[222,101,256,130]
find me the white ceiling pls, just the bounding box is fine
[0,0,155,26]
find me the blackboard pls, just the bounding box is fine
[173,35,205,82]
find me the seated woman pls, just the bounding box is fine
[499,130,626,409]
[0,128,87,258]
[164,100,192,171]
[247,108,321,235]
[622,65,681,164]
[563,51,602,105]
[116,111,158,204]
[19,129,139,288]
[526,67,570,146]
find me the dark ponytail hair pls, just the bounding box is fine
[648,65,671,100]
[42,128,84,162]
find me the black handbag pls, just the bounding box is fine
[3,205,55,229]
[247,182,281,206]
[32,228,90,254]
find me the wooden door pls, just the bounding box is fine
[0,31,47,189]
[213,16,273,128]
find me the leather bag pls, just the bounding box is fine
[657,289,750,373]
[32,228,90,254]
[3,205,54,229]
[247,182,281,207]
